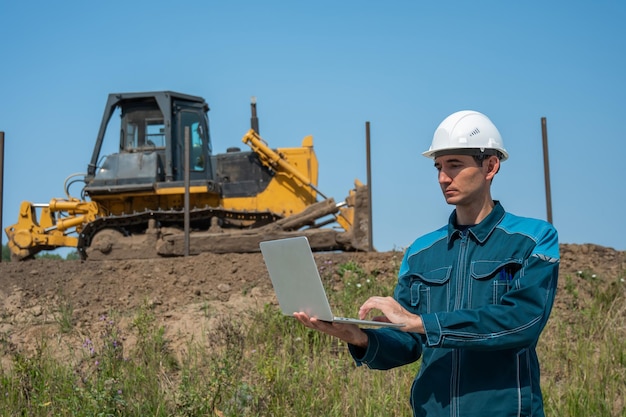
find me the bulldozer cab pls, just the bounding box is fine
[84,91,213,193]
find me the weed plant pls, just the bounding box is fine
[0,261,624,416]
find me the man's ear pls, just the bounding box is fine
[485,156,500,180]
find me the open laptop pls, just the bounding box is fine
[259,236,404,328]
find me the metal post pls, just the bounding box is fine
[365,122,373,251]
[0,131,4,262]
[184,126,190,256]
[541,117,553,224]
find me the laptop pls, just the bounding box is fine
[259,236,404,328]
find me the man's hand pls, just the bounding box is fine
[359,296,424,334]
[293,312,369,348]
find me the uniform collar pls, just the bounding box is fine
[447,201,506,244]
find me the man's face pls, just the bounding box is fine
[433,154,496,206]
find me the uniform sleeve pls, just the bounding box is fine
[421,226,559,350]
[348,327,423,370]
[347,248,424,369]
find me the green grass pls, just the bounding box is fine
[539,272,626,416]
[0,260,624,416]
[54,292,75,334]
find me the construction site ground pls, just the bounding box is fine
[0,243,625,370]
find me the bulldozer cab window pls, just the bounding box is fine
[122,110,165,151]
[145,119,165,148]
[124,123,137,150]
[191,122,205,171]
[180,111,208,172]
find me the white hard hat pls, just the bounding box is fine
[422,110,509,161]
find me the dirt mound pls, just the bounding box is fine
[0,244,624,368]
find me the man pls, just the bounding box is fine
[294,110,559,417]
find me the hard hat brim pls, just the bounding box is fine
[422,147,509,161]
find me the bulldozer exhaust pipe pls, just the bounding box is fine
[250,96,259,134]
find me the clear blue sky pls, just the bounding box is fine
[1,1,624,254]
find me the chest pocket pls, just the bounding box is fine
[469,259,522,307]
[410,266,452,314]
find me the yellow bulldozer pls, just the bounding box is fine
[4,91,370,261]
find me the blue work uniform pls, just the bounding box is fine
[349,201,559,417]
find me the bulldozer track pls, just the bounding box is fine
[77,207,281,259]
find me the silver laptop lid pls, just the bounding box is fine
[260,236,334,321]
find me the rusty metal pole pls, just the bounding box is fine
[184,126,190,256]
[0,132,4,262]
[365,122,373,251]
[541,117,553,224]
